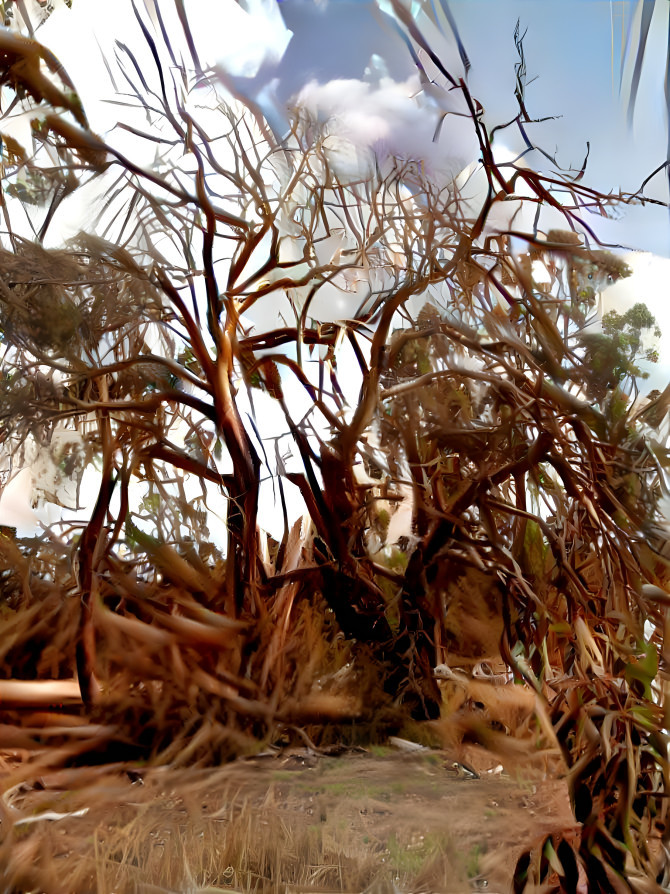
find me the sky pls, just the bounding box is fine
[27,0,670,252]
[42,0,670,368]
[23,0,670,261]
[2,0,670,536]
[279,0,670,251]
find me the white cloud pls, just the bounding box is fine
[38,0,291,136]
[0,469,39,534]
[187,0,292,78]
[295,74,477,182]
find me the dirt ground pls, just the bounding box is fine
[0,743,576,894]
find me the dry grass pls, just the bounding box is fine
[0,750,575,894]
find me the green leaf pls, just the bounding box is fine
[624,640,657,702]
[521,519,546,578]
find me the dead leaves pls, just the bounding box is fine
[0,30,87,126]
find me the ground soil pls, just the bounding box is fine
[0,743,576,894]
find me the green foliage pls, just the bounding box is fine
[624,640,658,703]
[604,303,662,342]
[577,302,661,399]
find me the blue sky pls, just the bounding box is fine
[273,0,670,254]
[32,0,670,385]
[36,0,669,255]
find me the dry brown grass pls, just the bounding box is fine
[0,750,575,894]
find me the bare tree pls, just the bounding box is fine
[0,4,668,889]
